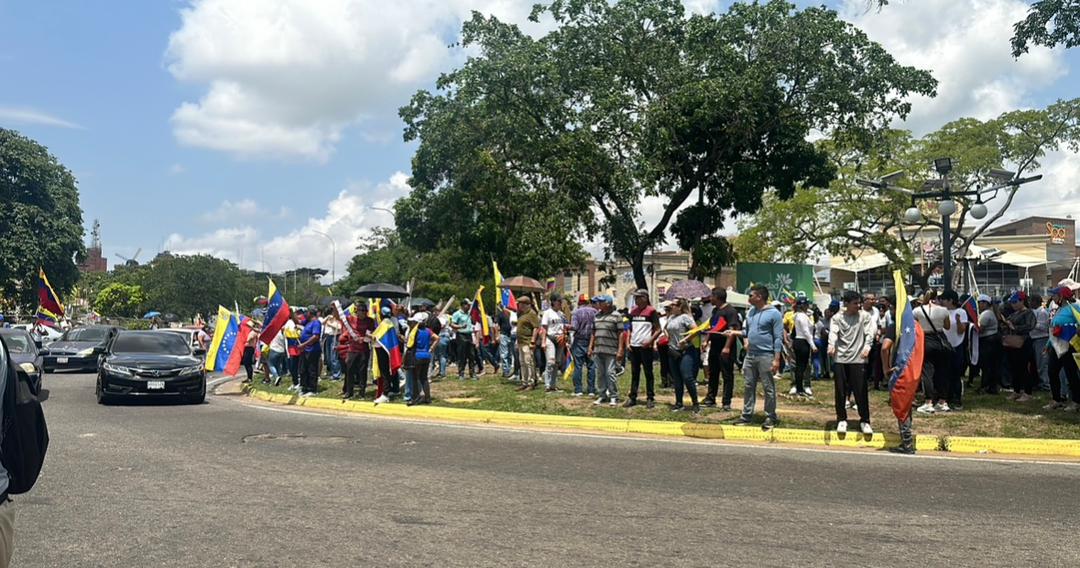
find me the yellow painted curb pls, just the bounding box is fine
[945,436,1080,458]
[241,386,1077,458]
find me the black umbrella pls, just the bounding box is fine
[408,297,436,308]
[162,313,180,323]
[353,283,409,299]
[316,295,350,307]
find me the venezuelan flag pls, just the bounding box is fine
[204,306,232,371]
[38,268,65,318]
[223,317,254,377]
[259,279,291,344]
[469,286,491,344]
[493,261,517,310]
[888,270,925,423]
[372,318,403,375]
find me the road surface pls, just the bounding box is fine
[13,372,1080,567]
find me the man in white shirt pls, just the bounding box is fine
[939,290,969,411]
[540,294,568,392]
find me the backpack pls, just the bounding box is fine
[1,336,49,495]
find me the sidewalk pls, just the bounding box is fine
[237,382,1080,459]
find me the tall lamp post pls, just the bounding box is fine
[307,230,337,287]
[280,256,299,296]
[858,158,1042,292]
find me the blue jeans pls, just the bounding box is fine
[570,341,596,394]
[670,346,700,406]
[322,335,341,378]
[404,368,414,401]
[498,334,513,375]
[268,350,287,379]
[741,353,778,422]
[435,336,449,376]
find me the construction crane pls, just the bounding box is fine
[115,247,142,267]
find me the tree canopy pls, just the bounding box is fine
[0,128,85,310]
[735,98,1080,289]
[1013,1,1080,56]
[399,0,935,290]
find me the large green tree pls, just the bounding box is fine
[735,99,1080,289]
[0,128,84,310]
[94,283,146,318]
[399,0,935,290]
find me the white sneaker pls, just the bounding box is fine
[572,392,584,397]
[1065,402,1080,412]
[845,400,854,409]
[593,397,606,406]
[301,392,314,398]
[609,398,618,407]
[789,386,798,395]
[860,422,874,435]
[805,387,813,397]
[374,395,389,404]
[935,402,951,413]
[916,403,936,414]
[836,420,848,434]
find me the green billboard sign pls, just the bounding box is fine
[735,262,815,303]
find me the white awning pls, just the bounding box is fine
[965,244,1046,268]
[830,253,891,273]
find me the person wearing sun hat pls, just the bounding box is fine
[1046,286,1080,411]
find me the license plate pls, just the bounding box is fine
[57,357,68,364]
[147,380,165,390]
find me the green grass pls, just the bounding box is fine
[246,365,1080,439]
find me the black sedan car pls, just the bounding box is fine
[97,331,206,404]
[0,328,44,393]
[42,325,119,372]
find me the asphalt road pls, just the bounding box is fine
[11,372,1080,567]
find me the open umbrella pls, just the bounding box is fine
[663,280,712,301]
[142,311,162,319]
[408,297,436,308]
[498,275,545,293]
[316,295,350,308]
[353,282,409,299]
[162,313,180,323]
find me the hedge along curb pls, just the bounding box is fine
[243,386,1079,458]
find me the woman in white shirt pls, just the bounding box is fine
[791,299,817,397]
[939,290,969,411]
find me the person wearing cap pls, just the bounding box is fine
[791,298,816,398]
[338,303,376,399]
[734,284,784,430]
[451,299,477,381]
[589,295,624,406]
[540,294,569,392]
[1046,287,1080,411]
[624,289,661,408]
[569,294,598,396]
[1003,291,1036,402]
[515,297,541,390]
[976,294,1002,395]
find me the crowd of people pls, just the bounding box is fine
[237,278,1080,454]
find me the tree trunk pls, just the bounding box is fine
[630,249,649,292]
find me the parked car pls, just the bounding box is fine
[154,328,206,354]
[12,323,63,348]
[0,328,44,392]
[97,330,206,404]
[41,325,120,372]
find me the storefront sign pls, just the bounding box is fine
[1047,222,1067,245]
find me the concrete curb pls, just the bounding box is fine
[240,385,1080,458]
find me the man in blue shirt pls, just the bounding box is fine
[735,284,784,430]
[298,306,323,397]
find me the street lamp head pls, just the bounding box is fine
[933,157,953,176]
[937,199,957,217]
[988,168,1016,183]
[903,206,922,224]
[970,201,988,220]
[855,178,880,189]
[880,170,906,184]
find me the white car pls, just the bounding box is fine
[13,324,63,347]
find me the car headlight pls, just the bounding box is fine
[180,365,205,377]
[18,363,37,375]
[102,362,132,376]
[76,348,96,357]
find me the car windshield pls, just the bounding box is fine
[111,333,190,355]
[63,328,109,342]
[0,332,33,354]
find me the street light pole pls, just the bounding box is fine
[307,230,336,287]
[280,256,298,296]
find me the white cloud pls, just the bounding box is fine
[842,0,1067,134]
[168,163,186,175]
[198,198,289,223]
[164,0,546,161]
[166,172,411,282]
[0,106,82,129]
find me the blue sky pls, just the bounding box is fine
[2,0,1079,279]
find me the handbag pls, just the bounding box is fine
[1002,334,1025,349]
[920,306,954,354]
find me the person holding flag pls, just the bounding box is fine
[338,303,376,399]
[702,288,739,410]
[1046,286,1080,411]
[371,306,404,403]
[663,299,700,412]
[880,270,924,455]
[37,268,65,320]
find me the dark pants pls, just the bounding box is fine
[947,340,967,407]
[241,346,255,382]
[628,346,655,401]
[834,362,869,424]
[868,341,883,389]
[299,350,321,394]
[343,350,370,398]
[411,358,432,401]
[1049,347,1080,403]
[288,353,301,387]
[658,343,671,388]
[921,347,949,403]
[793,338,811,393]
[1006,339,1034,395]
[456,335,474,378]
[979,334,1001,393]
[706,338,735,406]
[375,349,392,397]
